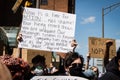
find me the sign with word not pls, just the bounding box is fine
[30,76,88,80]
[89,37,116,58]
[18,7,76,53]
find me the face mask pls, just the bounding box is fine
[34,66,44,76]
[83,69,96,78]
[69,63,83,76]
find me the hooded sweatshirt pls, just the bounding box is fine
[99,57,120,80]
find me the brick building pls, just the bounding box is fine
[0,0,75,26]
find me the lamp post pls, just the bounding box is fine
[102,8,104,38]
[102,2,120,38]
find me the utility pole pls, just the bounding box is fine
[102,2,120,38]
[102,8,104,38]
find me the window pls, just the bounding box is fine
[41,0,48,5]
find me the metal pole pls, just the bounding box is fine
[102,8,104,38]
[101,8,104,73]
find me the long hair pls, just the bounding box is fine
[64,51,84,68]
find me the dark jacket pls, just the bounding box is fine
[99,57,120,80]
[98,71,120,80]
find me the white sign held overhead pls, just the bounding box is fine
[30,76,88,80]
[18,7,76,53]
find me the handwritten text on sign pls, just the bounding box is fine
[18,7,76,53]
[30,76,88,80]
[89,37,116,58]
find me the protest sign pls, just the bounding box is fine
[89,37,116,58]
[30,76,88,80]
[18,7,76,53]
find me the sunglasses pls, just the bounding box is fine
[71,63,82,68]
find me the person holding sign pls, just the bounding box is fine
[17,33,23,58]
[84,53,99,80]
[56,39,78,58]
[98,40,120,80]
[64,51,98,80]
[64,51,87,78]
[52,39,78,75]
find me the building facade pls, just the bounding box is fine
[0,0,75,26]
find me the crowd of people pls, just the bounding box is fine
[1,0,119,80]
[0,34,120,80]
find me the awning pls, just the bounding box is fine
[0,26,20,47]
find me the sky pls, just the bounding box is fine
[75,0,120,59]
[74,0,120,72]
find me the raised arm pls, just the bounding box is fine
[104,40,113,67]
[84,53,91,70]
[16,33,23,58]
[71,39,78,52]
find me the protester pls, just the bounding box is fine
[84,53,99,80]
[63,47,99,80]
[16,33,23,58]
[52,39,92,79]
[51,56,66,75]
[17,33,88,79]
[51,39,78,75]
[0,61,12,80]
[98,40,120,80]
[64,51,89,78]
[0,46,30,80]
[49,62,58,74]
[56,39,78,59]
[83,66,99,80]
[30,55,49,76]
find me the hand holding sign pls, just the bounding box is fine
[17,34,23,42]
[71,39,78,47]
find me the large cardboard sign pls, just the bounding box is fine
[89,37,116,58]
[18,7,76,53]
[30,76,88,80]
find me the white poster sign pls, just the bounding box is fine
[18,7,76,53]
[30,76,88,80]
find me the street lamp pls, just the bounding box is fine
[102,2,120,38]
